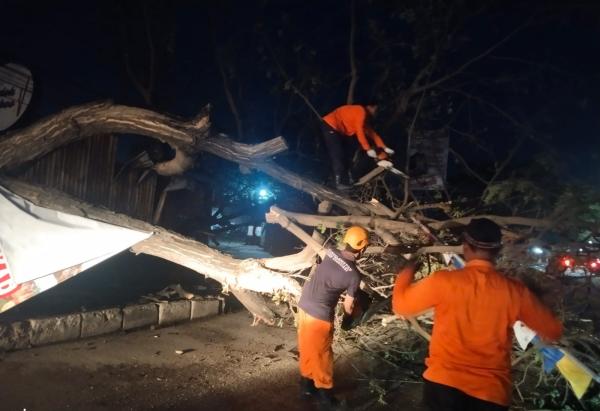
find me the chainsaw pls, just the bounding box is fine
[355,159,410,186]
[376,160,410,179]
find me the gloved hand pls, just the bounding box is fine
[384,147,395,155]
[366,149,377,159]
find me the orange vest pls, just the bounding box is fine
[392,260,562,406]
[323,105,385,151]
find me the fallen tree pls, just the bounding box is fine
[0,177,310,324]
[0,101,378,216]
[0,102,555,326]
[4,101,597,409]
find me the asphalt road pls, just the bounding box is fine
[0,311,425,411]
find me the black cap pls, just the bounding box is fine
[463,218,502,249]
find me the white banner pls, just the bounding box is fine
[0,185,152,312]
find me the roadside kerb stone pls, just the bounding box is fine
[81,308,123,338]
[1,295,224,351]
[29,314,81,346]
[0,320,32,351]
[190,298,221,320]
[158,300,191,326]
[122,303,158,330]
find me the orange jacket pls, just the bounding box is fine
[392,259,562,406]
[323,105,386,151]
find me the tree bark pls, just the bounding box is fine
[268,206,421,236]
[265,207,327,258]
[0,178,303,322]
[0,102,382,215]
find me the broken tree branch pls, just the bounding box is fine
[268,206,421,236]
[0,102,382,215]
[0,178,305,323]
[266,207,327,258]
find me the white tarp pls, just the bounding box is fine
[0,185,152,311]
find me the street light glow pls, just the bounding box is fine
[531,246,544,255]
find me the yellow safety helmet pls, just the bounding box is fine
[343,226,369,251]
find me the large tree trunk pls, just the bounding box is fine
[1,178,304,323]
[0,101,379,215]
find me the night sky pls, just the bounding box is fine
[2,0,599,185]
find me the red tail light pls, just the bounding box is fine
[588,258,600,273]
[559,256,575,269]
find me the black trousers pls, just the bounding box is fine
[423,379,508,411]
[321,122,347,179]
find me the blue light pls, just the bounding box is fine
[256,187,274,202]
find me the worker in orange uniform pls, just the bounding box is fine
[297,226,369,408]
[322,104,394,190]
[392,218,562,411]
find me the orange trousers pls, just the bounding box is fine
[297,309,334,389]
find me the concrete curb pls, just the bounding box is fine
[81,308,123,338]
[0,297,222,352]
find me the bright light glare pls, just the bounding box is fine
[561,256,575,268]
[258,189,269,197]
[531,246,544,255]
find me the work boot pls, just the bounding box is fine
[316,388,341,410]
[300,377,317,399]
[334,174,351,191]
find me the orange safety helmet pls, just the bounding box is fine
[343,226,369,251]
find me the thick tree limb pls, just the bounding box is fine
[253,162,376,215]
[0,102,381,215]
[265,207,327,258]
[260,242,319,273]
[130,233,301,296]
[0,178,302,311]
[268,206,421,236]
[0,102,208,169]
